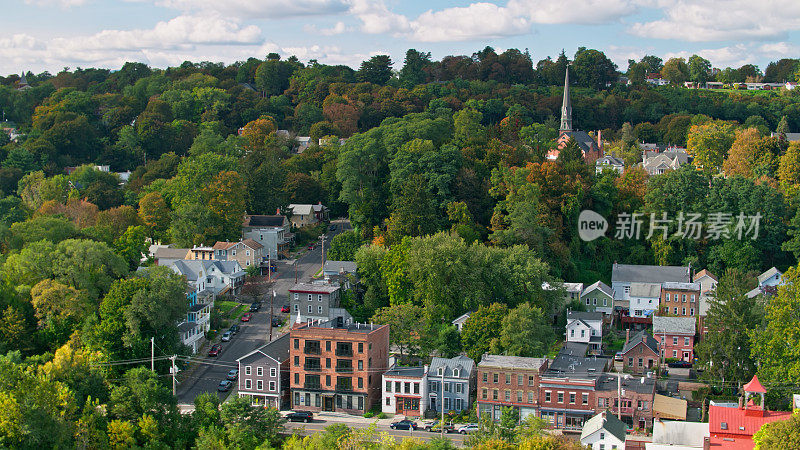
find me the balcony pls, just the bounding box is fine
[304,347,321,355]
[335,366,353,373]
[334,383,353,392]
[335,348,353,357]
[304,364,322,372]
[303,382,322,390]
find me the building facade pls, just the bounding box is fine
[652,316,696,362]
[595,373,656,430]
[538,345,607,430]
[382,365,427,417]
[477,355,549,421]
[580,281,614,315]
[289,321,389,415]
[289,281,342,323]
[213,239,265,269]
[427,356,476,415]
[565,311,603,355]
[242,215,293,260]
[622,330,660,374]
[660,282,701,318]
[237,334,290,408]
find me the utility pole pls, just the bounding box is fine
[617,374,622,420]
[295,260,298,283]
[441,370,445,437]
[170,355,177,396]
[150,337,155,372]
[267,255,271,282]
[320,234,325,272]
[269,289,275,341]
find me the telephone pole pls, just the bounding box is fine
[150,337,155,372]
[269,289,275,341]
[441,370,445,437]
[320,235,325,272]
[170,355,177,396]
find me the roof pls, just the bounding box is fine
[582,280,613,298]
[693,269,718,283]
[428,356,475,379]
[708,404,792,438]
[237,333,290,363]
[612,263,690,284]
[289,281,341,294]
[294,319,387,334]
[323,260,357,274]
[288,203,327,215]
[562,342,589,356]
[580,411,627,443]
[653,394,688,421]
[663,282,701,291]
[213,241,237,250]
[745,286,762,299]
[384,364,427,379]
[479,354,548,371]
[743,375,767,394]
[652,419,708,446]
[241,238,264,250]
[596,155,624,166]
[597,373,656,394]
[653,316,696,335]
[243,215,286,228]
[451,312,472,325]
[630,282,662,298]
[546,348,607,377]
[154,247,190,260]
[562,130,597,154]
[622,330,659,355]
[567,311,603,323]
[757,267,782,285]
[170,260,245,281]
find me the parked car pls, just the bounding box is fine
[241,313,252,322]
[208,344,222,357]
[286,411,313,423]
[271,317,282,327]
[226,369,239,380]
[390,420,417,430]
[249,302,261,312]
[221,331,232,342]
[669,361,693,368]
[614,352,623,362]
[281,305,290,313]
[329,225,337,231]
[458,424,479,435]
[228,324,240,334]
[424,421,455,433]
[307,244,314,250]
[218,380,232,392]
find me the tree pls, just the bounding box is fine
[492,303,554,357]
[371,303,426,358]
[203,171,247,242]
[722,128,772,178]
[662,57,689,85]
[695,269,760,384]
[687,121,736,174]
[688,54,712,84]
[778,142,800,197]
[753,412,800,449]
[461,303,509,362]
[219,396,285,448]
[573,48,617,89]
[750,267,800,385]
[113,225,149,270]
[399,49,432,88]
[138,191,170,240]
[357,55,393,85]
[327,230,362,261]
[30,279,91,328]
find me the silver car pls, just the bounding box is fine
[221,331,232,342]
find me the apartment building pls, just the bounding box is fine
[660,282,701,318]
[237,333,290,408]
[477,355,549,421]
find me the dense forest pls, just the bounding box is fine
[1,47,800,447]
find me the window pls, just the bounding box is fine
[386,397,390,406]
[691,294,696,302]
[569,393,576,404]
[493,389,498,400]
[545,391,551,402]
[570,329,575,337]
[557,392,564,403]
[593,298,597,306]
[690,308,694,316]
[682,307,686,315]
[257,380,263,391]
[358,378,363,388]
[586,298,590,305]
[396,381,401,392]
[529,376,535,386]
[582,393,589,405]
[246,250,250,256]
[316,305,321,313]
[456,398,462,411]
[721,422,728,430]
[518,375,524,385]
[453,368,460,377]
[293,293,298,301]
[294,373,299,384]
[505,390,510,401]
[294,339,299,349]
[257,367,263,376]
[628,357,633,366]
[308,305,312,313]
[684,337,690,346]
[438,367,444,376]
[358,343,364,353]
[603,298,608,306]
[456,383,463,394]
[326,358,331,368]
[318,294,323,302]
[673,337,678,345]
[245,379,252,389]
[358,360,363,370]
[674,307,678,315]
[294,356,299,366]
[673,350,678,357]
[682,294,687,302]
[270,367,276,377]
[601,432,605,439]
[326,375,331,386]
[245,366,252,375]
[232,249,236,256]
[528,392,534,403]
[483,372,488,382]
[517,391,523,402]
[404,382,410,393]
[505,374,511,384]
[386,381,391,392]
[666,293,670,302]
[307,294,312,302]
[326,341,331,351]
[493,373,499,383]
[444,382,450,392]
[581,330,585,338]
[482,389,488,399]
[294,304,299,312]
[624,286,630,294]
[638,358,643,367]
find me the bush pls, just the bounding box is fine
[376,412,387,419]
[363,411,374,418]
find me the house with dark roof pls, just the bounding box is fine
[153,247,190,266]
[566,311,603,355]
[653,316,696,362]
[169,259,246,296]
[622,330,660,374]
[641,147,689,175]
[546,69,601,161]
[212,239,265,270]
[595,155,624,174]
[382,365,428,417]
[477,355,548,421]
[427,355,476,414]
[611,264,690,315]
[289,280,348,324]
[237,333,291,408]
[581,281,614,315]
[580,411,627,450]
[242,214,293,260]
[596,373,656,430]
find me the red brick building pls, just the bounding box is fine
[622,330,660,374]
[652,316,696,362]
[289,320,389,414]
[595,373,656,430]
[476,355,549,421]
[660,282,701,318]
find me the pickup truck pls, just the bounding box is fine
[422,421,455,433]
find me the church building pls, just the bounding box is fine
[546,68,602,161]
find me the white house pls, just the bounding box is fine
[611,263,690,312]
[628,282,662,318]
[169,260,246,296]
[542,282,584,304]
[287,203,329,228]
[595,155,624,174]
[566,311,603,354]
[452,312,471,332]
[580,411,627,450]
[746,267,786,298]
[382,365,428,417]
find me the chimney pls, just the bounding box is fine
[642,333,648,343]
[625,329,630,345]
[424,364,429,374]
[739,396,744,410]
[597,130,603,154]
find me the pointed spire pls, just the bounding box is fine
[560,66,572,133]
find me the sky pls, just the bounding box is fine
[1,0,799,75]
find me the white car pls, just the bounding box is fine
[458,424,479,434]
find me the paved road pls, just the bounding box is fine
[176,219,351,405]
[284,420,468,446]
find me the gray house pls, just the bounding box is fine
[242,215,293,260]
[289,280,346,323]
[237,333,291,408]
[611,263,690,310]
[426,356,476,414]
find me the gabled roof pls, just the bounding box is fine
[241,238,264,250]
[693,269,718,283]
[170,260,245,281]
[582,280,613,298]
[596,155,624,166]
[243,215,286,228]
[622,330,659,355]
[429,355,475,378]
[708,404,791,437]
[580,411,627,443]
[154,247,190,260]
[237,333,290,363]
[451,311,472,325]
[213,241,237,250]
[288,203,327,215]
[567,310,603,323]
[758,267,782,285]
[612,263,690,284]
[629,282,662,298]
[653,316,696,335]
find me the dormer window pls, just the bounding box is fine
[437,367,443,376]
[720,422,728,430]
[453,368,460,377]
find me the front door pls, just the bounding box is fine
[323,396,334,412]
[396,398,403,414]
[683,351,690,362]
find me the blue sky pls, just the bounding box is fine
[2,0,799,75]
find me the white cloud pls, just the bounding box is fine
[348,0,411,34]
[24,0,88,8]
[630,0,800,42]
[149,0,349,19]
[508,0,638,25]
[303,21,349,36]
[409,3,531,42]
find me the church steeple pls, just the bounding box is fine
[559,66,572,132]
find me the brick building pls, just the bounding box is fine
[621,330,660,374]
[289,320,389,415]
[477,355,548,421]
[660,282,701,318]
[595,373,656,430]
[652,316,696,362]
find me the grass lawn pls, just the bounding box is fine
[216,301,248,320]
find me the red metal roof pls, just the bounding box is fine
[708,404,791,439]
[742,375,767,394]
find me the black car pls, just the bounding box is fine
[229,324,240,334]
[249,302,261,312]
[271,317,282,327]
[218,380,233,392]
[286,411,313,423]
[390,420,417,430]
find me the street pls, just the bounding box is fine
[283,418,468,446]
[176,219,350,405]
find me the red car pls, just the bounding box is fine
[241,313,252,322]
[281,305,290,313]
[208,344,222,357]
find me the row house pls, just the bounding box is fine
[652,316,696,362]
[580,281,614,315]
[212,239,265,269]
[237,333,290,408]
[538,345,608,430]
[565,311,603,355]
[289,280,351,324]
[595,373,656,430]
[693,269,717,334]
[242,214,294,260]
[382,365,427,417]
[660,282,701,318]
[289,320,389,414]
[612,263,690,325]
[621,330,660,374]
[427,356,476,415]
[477,355,549,421]
[628,282,661,321]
